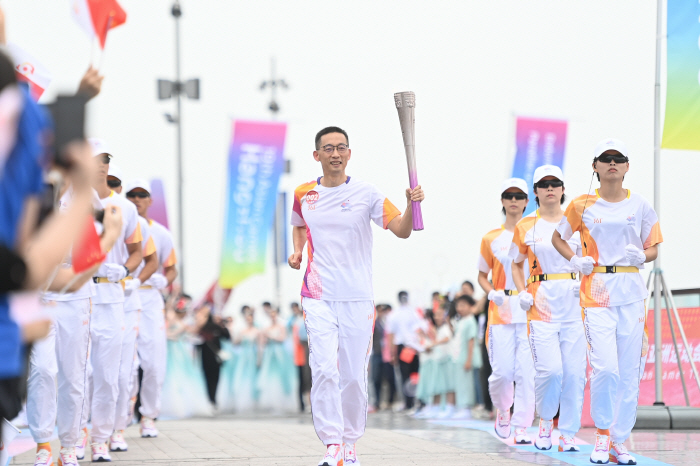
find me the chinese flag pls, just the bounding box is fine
[72,0,127,49]
[72,216,105,274]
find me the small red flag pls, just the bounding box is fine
[72,0,127,49]
[72,216,106,274]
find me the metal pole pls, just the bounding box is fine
[652,0,663,405]
[660,274,700,395]
[173,1,185,290]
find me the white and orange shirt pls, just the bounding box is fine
[124,217,156,313]
[557,190,663,308]
[510,211,581,322]
[139,218,177,311]
[478,227,528,325]
[291,176,400,301]
[94,190,142,305]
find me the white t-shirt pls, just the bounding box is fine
[510,211,582,322]
[433,323,453,361]
[139,219,177,311]
[43,189,94,302]
[290,177,400,301]
[386,304,423,351]
[93,191,142,305]
[557,190,663,308]
[478,227,528,325]
[123,217,155,312]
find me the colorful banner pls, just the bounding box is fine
[511,117,567,215]
[639,306,700,406]
[661,0,700,151]
[149,178,169,229]
[219,120,286,288]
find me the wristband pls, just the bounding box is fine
[123,265,130,277]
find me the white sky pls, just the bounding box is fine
[6,0,699,313]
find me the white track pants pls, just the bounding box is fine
[487,322,535,429]
[27,299,91,446]
[86,302,124,443]
[114,310,140,431]
[137,308,167,419]
[302,297,374,446]
[528,320,587,437]
[583,302,646,443]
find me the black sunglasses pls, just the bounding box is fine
[107,179,121,189]
[501,192,528,201]
[535,180,563,189]
[126,191,150,199]
[596,154,628,164]
[100,155,110,164]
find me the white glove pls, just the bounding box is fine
[124,278,141,293]
[570,255,596,275]
[488,289,506,307]
[147,273,168,290]
[625,244,646,267]
[104,263,128,282]
[518,290,534,311]
[570,281,580,298]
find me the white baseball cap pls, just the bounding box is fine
[501,177,528,195]
[124,178,152,195]
[533,165,564,185]
[89,138,112,158]
[594,138,628,159]
[107,163,123,182]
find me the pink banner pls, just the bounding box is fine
[149,178,169,229]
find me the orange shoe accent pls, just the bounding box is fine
[37,442,51,451]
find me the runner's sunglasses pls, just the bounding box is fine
[596,153,628,164]
[535,180,563,189]
[501,192,528,201]
[126,191,150,199]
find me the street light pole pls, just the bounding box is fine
[173,1,185,291]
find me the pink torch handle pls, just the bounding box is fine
[408,171,423,231]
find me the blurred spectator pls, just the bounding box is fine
[371,304,397,411]
[289,302,311,412]
[194,304,231,409]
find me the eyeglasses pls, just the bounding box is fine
[107,179,121,189]
[535,179,563,189]
[596,154,628,164]
[319,144,349,155]
[501,192,528,201]
[126,191,150,199]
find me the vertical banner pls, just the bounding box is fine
[661,0,700,151]
[149,178,169,229]
[511,116,568,215]
[274,192,288,265]
[219,120,286,289]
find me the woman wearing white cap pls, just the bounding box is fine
[477,178,535,444]
[510,165,586,452]
[552,139,663,465]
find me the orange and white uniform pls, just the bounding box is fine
[510,211,586,438]
[557,189,663,443]
[478,226,535,431]
[136,219,177,421]
[291,176,400,446]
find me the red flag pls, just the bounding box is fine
[72,0,127,49]
[72,217,105,274]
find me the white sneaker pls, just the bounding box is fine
[534,419,552,450]
[494,409,511,439]
[436,405,455,419]
[109,431,128,452]
[91,442,111,462]
[610,441,636,465]
[57,447,79,466]
[343,443,361,465]
[33,448,53,466]
[140,417,158,438]
[415,405,437,419]
[590,430,611,464]
[514,427,532,445]
[74,428,88,460]
[450,408,472,420]
[317,444,342,466]
[558,434,580,452]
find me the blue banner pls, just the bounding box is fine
[511,116,568,215]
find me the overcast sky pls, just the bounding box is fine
[6,0,698,312]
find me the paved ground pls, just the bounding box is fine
[8,412,700,465]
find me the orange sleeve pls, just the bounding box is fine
[163,248,177,267]
[643,222,663,249]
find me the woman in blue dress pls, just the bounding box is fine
[256,308,297,413]
[232,306,260,413]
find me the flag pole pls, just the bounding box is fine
[651,0,664,406]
